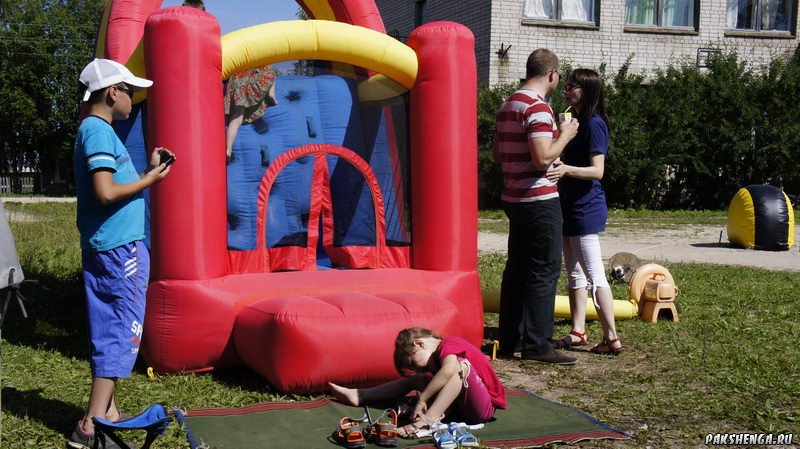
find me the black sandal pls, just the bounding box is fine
[553,330,588,349]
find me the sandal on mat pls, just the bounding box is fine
[432,423,457,449]
[332,416,367,449]
[397,412,444,439]
[449,422,480,447]
[553,330,588,349]
[590,337,623,355]
[364,409,398,447]
[397,421,433,439]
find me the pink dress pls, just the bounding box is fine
[437,336,507,422]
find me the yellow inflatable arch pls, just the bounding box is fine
[222,20,416,86]
[125,19,417,102]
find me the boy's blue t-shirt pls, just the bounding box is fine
[558,114,609,236]
[74,115,145,251]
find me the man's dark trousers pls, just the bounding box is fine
[499,198,562,356]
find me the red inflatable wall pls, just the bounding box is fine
[144,7,227,282]
[297,0,386,31]
[408,22,478,274]
[104,0,161,62]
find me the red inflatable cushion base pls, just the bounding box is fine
[234,290,460,393]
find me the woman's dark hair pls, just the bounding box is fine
[566,69,609,129]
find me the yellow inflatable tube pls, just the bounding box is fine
[122,19,416,103]
[221,20,418,89]
[482,290,639,320]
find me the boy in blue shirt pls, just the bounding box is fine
[69,58,175,449]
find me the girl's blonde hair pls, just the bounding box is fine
[393,327,441,376]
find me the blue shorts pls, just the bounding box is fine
[82,240,149,378]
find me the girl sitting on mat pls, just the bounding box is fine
[329,327,506,437]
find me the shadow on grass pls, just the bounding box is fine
[210,367,288,397]
[2,386,83,435]
[2,271,89,361]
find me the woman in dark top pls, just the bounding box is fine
[546,69,622,354]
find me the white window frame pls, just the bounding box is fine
[725,0,795,33]
[522,0,600,26]
[625,0,699,30]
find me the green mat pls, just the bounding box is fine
[179,390,632,448]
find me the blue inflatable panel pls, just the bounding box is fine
[113,76,410,267]
[226,75,409,264]
[114,103,151,248]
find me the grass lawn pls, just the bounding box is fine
[479,209,732,234]
[3,202,799,448]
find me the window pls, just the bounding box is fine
[626,0,696,28]
[523,0,597,23]
[726,0,793,31]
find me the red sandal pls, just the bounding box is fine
[590,337,623,355]
[553,330,588,349]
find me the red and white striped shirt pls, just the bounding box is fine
[493,89,560,203]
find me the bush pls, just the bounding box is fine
[477,50,800,210]
[477,82,518,209]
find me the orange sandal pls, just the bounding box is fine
[364,409,398,447]
[332,416,367,449]
[590,337,623,355]
[553,330,588,349]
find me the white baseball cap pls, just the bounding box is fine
[79,58,153,102]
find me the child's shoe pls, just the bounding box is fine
[449,422,481,447]
[431,422,457,449]
[364,409,398,447]
[67,422,137,449]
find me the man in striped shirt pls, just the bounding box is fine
[494,49,579,365]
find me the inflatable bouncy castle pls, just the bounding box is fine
[93,1,480,393]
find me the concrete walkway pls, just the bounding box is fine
[479,224,800,272]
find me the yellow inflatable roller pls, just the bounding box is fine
[222,20,417,101]
[482,290,638,320]
[122,19,416,103]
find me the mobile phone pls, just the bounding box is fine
[159,151,175,168]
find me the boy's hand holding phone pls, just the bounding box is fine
[149,147,175,169]
[159,150,176,169]
[146,147,175,184]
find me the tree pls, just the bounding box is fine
[0,0,103,184]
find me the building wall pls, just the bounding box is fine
[490,0,800,85]
[375,0,493,84]
[375,0,800,87]
[374,0,415,40]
